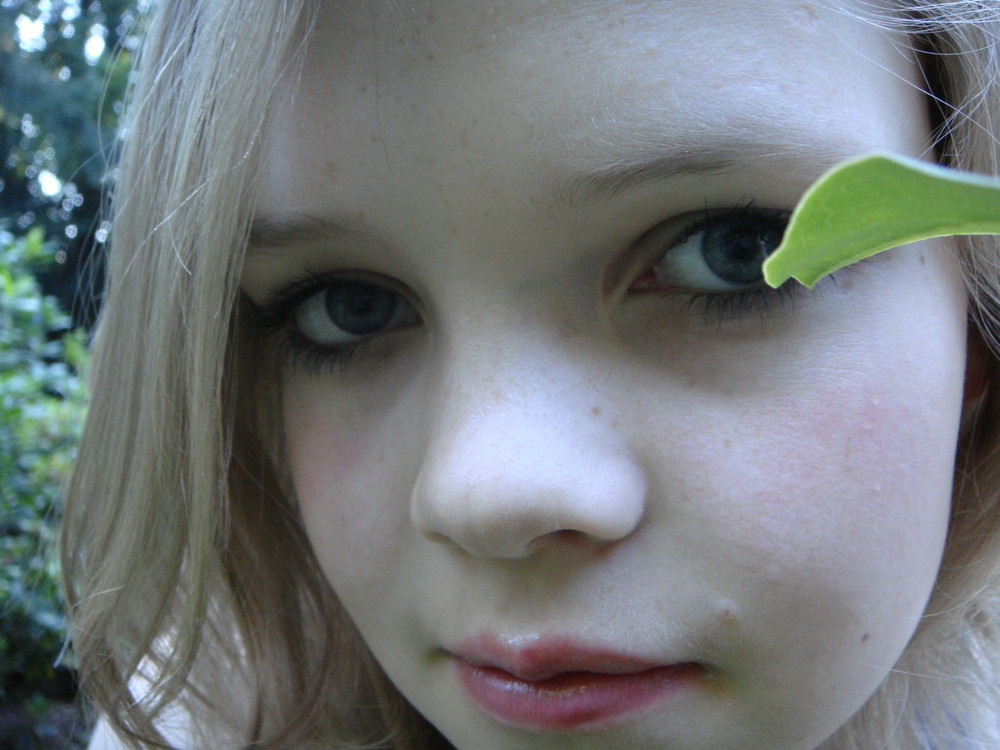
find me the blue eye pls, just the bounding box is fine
[640,208,790,292]
[250,273,421,369]
[292,280,419,348]
[289,281,413,346]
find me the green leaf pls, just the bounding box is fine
[22,226,46,261]
[762,153,1000,288]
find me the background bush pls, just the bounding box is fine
[2,0,142,327]
[2,3,141,745]
[0,224,89,748]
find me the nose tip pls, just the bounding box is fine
[410,427,648,559]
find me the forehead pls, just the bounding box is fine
[258,0,926,226]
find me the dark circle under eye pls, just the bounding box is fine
[701,212,787,285]
[325,282,399,335]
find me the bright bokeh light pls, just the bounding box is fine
[61,0,80,22]
[15,14,46,52]
[37,170,61,197]
[84,29,106,64]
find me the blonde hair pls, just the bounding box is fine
[62,1,1000,748]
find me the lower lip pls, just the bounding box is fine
[455,660,703,731]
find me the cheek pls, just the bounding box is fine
[665,366,957,597]
[749,378,955,600]
[690,264,964,577]
[284,414,367,561]
[280,366,427,595]
[779,317,962,548]
[683,334,961,697]
[647,359,960,739]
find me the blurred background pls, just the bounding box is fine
[1,2,143,747]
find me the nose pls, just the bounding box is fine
[410,352,647,559]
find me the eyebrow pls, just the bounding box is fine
[567,150,762,200]
[248,212,377,250]
[559,137,847,204]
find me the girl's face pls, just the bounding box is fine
[242,2,968,748]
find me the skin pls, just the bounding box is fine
[241,2,969,748]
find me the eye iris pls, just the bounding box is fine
[702,213,786,285]
[324,282,398,335]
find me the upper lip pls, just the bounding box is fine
[452,634,667,681]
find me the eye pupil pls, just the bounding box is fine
[702,213,786,285]
[325,282,398,335]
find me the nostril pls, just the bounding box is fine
[421,529,453,547]
[523,528,610,555]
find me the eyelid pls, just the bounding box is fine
[634,204,789,261]
[245,268,423,375]
[628,205,791,293]
[248,268,417,327]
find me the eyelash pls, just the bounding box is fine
[250,204,805,372]
[682,284,802,324]
[632,202,798,319]
[248,270,389,374]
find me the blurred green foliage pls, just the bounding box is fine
[1,0,144,325]
[1,3,136,743]
[0,223,87,708]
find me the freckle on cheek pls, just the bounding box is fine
[715,599,741,628]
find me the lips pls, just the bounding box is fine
[452,635,705,731]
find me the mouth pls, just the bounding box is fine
[451,635,706,731]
